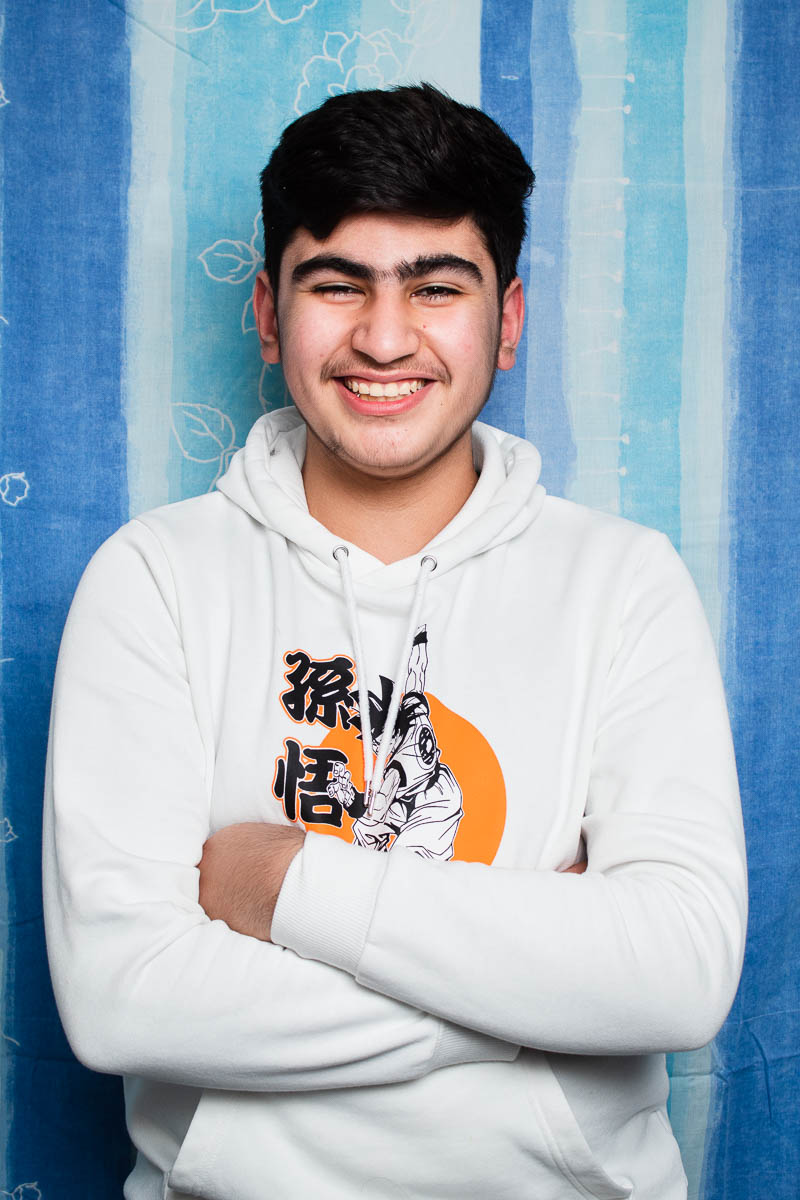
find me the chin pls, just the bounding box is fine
[338,448,432,479]
[326,427,437,475]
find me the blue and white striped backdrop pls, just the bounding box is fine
[0,1,797,1195]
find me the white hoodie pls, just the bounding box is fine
[43,408,747,1200]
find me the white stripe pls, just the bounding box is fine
[124,0,184,516]
[357,0,482,106]
[679,0,731,656]
[565,0,629,514]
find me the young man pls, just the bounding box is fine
[43,85,747,1199]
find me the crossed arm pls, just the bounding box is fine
[196,821,586,944]
[197,822,307,943]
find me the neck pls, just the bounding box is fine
[302,430,478,564]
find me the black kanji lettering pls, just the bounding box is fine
[281,651,357,729]
[272,738,304,822]
[273,740,349,828]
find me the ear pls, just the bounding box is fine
[496,276,525,372]
[253,270,281,364]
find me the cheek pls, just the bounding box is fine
[441,313,499,369]
[281,314,338,377]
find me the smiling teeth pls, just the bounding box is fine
[344,378,426,398]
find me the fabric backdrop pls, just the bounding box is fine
[0,0,797,1195]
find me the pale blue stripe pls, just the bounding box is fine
[564,0,629,514]
[678,0,732,651]
[619,0,687,548]
[360,0,482,104]
[125,0,181,518]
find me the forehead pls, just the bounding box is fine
[281,212,493,278]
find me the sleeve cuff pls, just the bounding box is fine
[271,832,388,976]
[431,1022,520,1070]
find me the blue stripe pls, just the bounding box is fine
[619,0,687,548]
[0,1,131,1190]
[706,1,800,1196]
[523,0,580,496]
[479,0,533,439]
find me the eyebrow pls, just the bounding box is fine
[290,253,484,287]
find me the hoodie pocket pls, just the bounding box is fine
[167,1088,241,1199]
[167,1059,634,1200]
[523,1053,633,1200]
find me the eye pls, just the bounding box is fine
[413,284,460,302]
[311,283,362,299]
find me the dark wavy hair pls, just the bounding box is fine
[260,84,534,295]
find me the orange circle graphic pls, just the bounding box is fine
[316,694,506,865]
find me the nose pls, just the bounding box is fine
[350,291,421,363]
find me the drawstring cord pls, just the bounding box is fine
[333,547,437,817]
[333,545,374,803]
[370,555,436,814]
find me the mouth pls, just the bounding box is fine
[340,377,430,400]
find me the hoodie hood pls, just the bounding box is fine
[217,407,546,589]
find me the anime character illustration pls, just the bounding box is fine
[326,627,464,859]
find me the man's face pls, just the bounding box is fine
[253,212,524,480]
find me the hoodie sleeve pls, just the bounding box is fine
[272,533,748,1055]
[42,522,517,1092]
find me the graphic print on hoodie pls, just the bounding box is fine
[272,626,507,863]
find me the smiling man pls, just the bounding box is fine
[43,85,747,1200]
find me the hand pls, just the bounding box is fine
[198,822,305,942]
[327,761,356,809]
[562,859,587,875]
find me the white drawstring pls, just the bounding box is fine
[333,546,374,802]
[332,547,437,817]
[370,556,436,814]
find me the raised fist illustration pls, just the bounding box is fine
[326,760,356,809]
